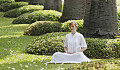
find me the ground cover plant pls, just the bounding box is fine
[4,5,44,18]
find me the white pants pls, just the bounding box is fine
[48,52,91,63]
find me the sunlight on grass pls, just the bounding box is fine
[0,53,51,64]
[0,24,29,29]
[0,34,23,38]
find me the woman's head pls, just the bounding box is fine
[69,21,78,33]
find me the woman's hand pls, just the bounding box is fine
[67,52,76,54]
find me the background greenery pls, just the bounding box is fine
[0,0,120,69]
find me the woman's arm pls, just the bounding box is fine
[64,47,68,53]
[79,47,87,52]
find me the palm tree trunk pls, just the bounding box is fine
[44,0,62,12]
[82,0,119,39]
[61,0,86,22]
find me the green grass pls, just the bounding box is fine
[0,11,120,70]
[0,12,75,70]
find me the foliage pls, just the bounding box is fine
[66,59,120,70]
[4,5,44,18]
[0,2,28,12]
[24,21,62,36]
[26,32,120,58]
[0,0,14,4]
[118,11,120,20]
[23,20,83,36]
[61,20,83,32]
[12,10,62,24]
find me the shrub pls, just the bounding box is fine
[0,0,14,4]
[26,32,68,55]
[24,21,62,36]
[26,32,120,58]
[4,5,44,18]
[12,10,62,24]
[61,20,83,32]
[67,59,120,70]
[23,20,83,36]
[0,2,28,12]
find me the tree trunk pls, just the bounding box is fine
[61,0,86,22]
[29,0,45,5]
[82,0,119,39]
[44,0,62,12]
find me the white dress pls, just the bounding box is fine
[48,32,91,63]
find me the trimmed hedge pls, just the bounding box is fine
[26,32,120,58]
[12,10,62,24]
[0,2,28,12]
[24,21,62,36]
[0,0,14,4]
[24,20,83,36]
[4,5,44,18]
[67,59,120,70]
[61,20,83,32]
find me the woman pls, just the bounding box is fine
[49,21,90,63]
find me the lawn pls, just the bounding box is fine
[0,12,76,70]
[0,10,120,70]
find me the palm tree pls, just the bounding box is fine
[61,0,86,22]
[82,0,119,39]
[44,0,62,12]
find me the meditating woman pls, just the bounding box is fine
[49,21,90,63]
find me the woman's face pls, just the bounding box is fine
[69,24,76,32]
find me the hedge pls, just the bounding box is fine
[24,21,62,36]
[12,10,62,24]
[0,2,28,12]
[66,59,120,70]
[4,5,44,18]
[0,0,14,4]
[61,20,83,32]
[24,20,83,36]
[26,32,120,58]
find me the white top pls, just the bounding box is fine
[64,32,87,53]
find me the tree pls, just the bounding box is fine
[29,0,45,5]
[61,0,86,22]
[44,0,62,12]
[82,0,119,39]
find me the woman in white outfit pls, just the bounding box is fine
[49,21,90,63]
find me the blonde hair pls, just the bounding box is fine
[69,21,78,29]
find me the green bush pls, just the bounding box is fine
[26,32,120,58]
[0,2,28,12]
[0,0,14,4]
[26,32,68,55]
[24,21,62,36]
[23,20,83,36]
[67,59,120,70]
[61,20,83,32]
[4,5,44,18]
[12,10,62,24]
